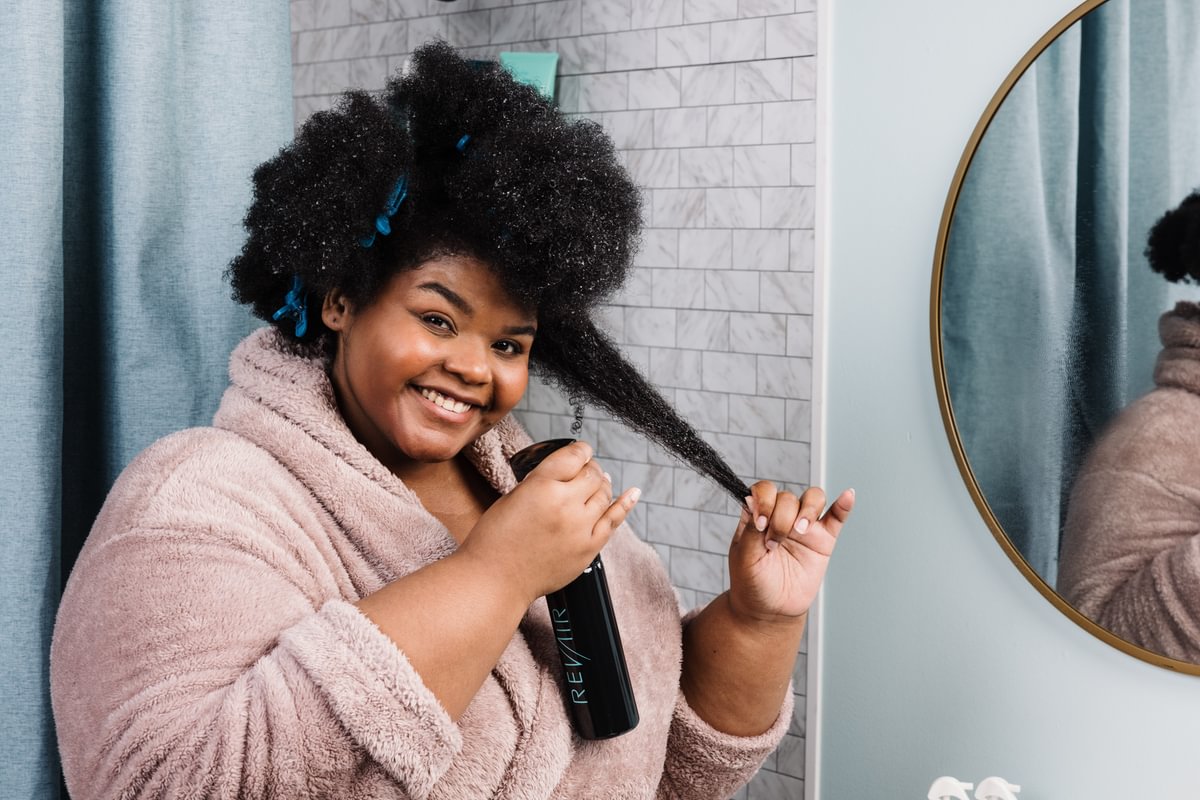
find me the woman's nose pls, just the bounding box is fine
[444,338,490,383]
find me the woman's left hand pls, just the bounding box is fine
[727,481,855,624]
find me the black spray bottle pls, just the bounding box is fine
[509,438,639,740]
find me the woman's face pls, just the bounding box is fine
[323,254,536,475]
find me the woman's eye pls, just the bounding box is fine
[422,314,453,331]
[494,340,524,356]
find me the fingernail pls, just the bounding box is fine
[603,471,612,483]
[628,487,642,505]
[745,496,757,515]
[794,517,810,535]
[765,538,779,552]
[848,488,856,499]
[755,515,768,532]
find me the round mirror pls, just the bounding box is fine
[933,0,1200,672]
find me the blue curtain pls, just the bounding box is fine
[1,2,292,796]
[942,0,1200,586]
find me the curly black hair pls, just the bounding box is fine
[229,40,749,504]
[1146,190,1200,283]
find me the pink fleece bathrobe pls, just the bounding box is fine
[51,328,789,799]
[1059,302,1200,661]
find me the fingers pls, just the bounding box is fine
[534,440,595,481]
[741,481,854,555]
[593,486,641,541]
[818,488,856,538]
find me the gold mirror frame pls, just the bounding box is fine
[930,0,1200,675]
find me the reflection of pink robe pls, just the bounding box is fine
[51,328,789,800]
[1060,302,1200,661]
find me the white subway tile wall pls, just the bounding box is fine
[290,1,816,795]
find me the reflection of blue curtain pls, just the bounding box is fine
[943,0,1200,586]
[1,4,292,796]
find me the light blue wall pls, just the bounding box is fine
[822,1,1200,797]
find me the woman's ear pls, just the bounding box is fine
[322,289,351,331]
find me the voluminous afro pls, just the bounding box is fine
[229,40,750,504]
[1146,190,1200,283]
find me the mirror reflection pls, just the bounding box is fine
[938,0,1200,666]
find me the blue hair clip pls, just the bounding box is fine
[272,275,308,337]
[359,175,409,248]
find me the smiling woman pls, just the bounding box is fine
[49,40,853,799]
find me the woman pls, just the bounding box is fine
[51,41,853,798]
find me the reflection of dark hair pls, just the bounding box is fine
[1146,190,1200,283]
[228,41,749,503]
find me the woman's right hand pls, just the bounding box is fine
[460,440,640,605]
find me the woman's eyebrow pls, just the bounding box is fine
[418,281,536,337]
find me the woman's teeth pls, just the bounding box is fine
[420,388,472,414]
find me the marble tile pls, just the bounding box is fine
[407,15,447,51]
[762,99,815,143]
[791,142,815,185]
[789,693,806,736]
[646,503,700,547]
[656,24,710,67]
[467,0,514,10]
[650,346,704,389]
[789,228,814,270]
[792,54,815,99]
[677,309,730,351]
[748,769,803,800]
[626,149,680,188]
[534,0,581,38]
[711,18,765,62]
[556,33,606,74]
[702,430,756,476]
[628,68,681,109]
[698,510,737,554]
[583,0,631,33]
[755,438,809,483]
[760,272,812,314]
[613,265,653,306]
[651,189,705,229]
[525,375,575,414]
[579,72,629,112]
[791,653,807,700]
[777,738,806,782]
[705,269,759,312]
[606,30,657,71]
[674,466,739,513]
[756,355,811,399]
[652,268,707,309]
[735,58,791,102]
[785,398,811,441]
[632,0,684,28]
[332,25,371,60]
[299,60,352,95]
[679,147,733,188]
[654,107,706,148]
[292,0,316,32]
[293,95,328,127]
[446,10,492,47]
[707,103,761,145]
[387,0,424,19]
[599,419,650,461]
[515,410,552,441]
[729,312,787,355]
[732,228,789,271]
[675,389,730,432]
[737,0,791,16]
[684,0,738,23]
[679,229,732,270]
[594,303,626,341]
[733,144,790,187]
[701,351,756,393]
[650,541,672,569]
[786,314,812,357]
[368,20,408,55]
[620,342,652,373]
[313,0,351,28]
[765,11,815,58]
[728,394,785,438]
[623,462,675,505]
[634,227,679,268]
[680,63,734,106]
[625,307,677,347]
[761,186,813,229]
[490,3,535,43]
[604,109,655,149]
[293,29,326,63]
[705,187,760,228]
[795,0,815,10]
[350,0,389,22]
[349,56,389,90]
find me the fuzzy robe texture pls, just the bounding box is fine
[1060,301,1200,662]
[51,327,790,800]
